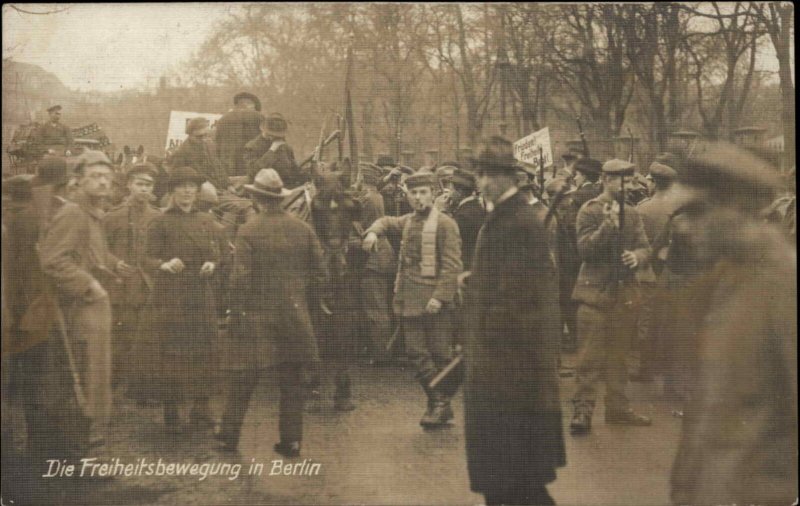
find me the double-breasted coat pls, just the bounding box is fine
[223,208,327,371]
[463,190,566,494]
[143,206,222,401]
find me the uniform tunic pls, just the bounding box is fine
[144,206,221,401]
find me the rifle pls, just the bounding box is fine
[576,115,590,158]
[299,130,341,168]
[538,146,545,200]
[615,173,626,293]
[626,126,634,163]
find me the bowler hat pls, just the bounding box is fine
[602,159,636,176]
[74,150,112,175]
[244,168,291,199]
[573,158,602,177]
[261,113,287,137]
[233,92,261,112]
[404,172,437,189]
[186,117,210,135]
[47,105,62,113]
[168,166,206,189]
[473,136,517,174]
[127,162,159,181]
[34,156,69,186]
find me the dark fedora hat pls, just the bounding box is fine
[573,157,603,177]
[261,113,288,137]
[233,92,261,112]
[244,168,291,199]
[168,166,206,189]
[473,136,517,174]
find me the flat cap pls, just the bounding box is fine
[404,172,437,189]
[186,117,210,135]
[127,162,159,180]
[602,159,636,176]
[448,167,476,190]
[573,158,602,176]
[648,161,677,180]
[75,150,112,174]
[34,155,69,186]
[47,105,62,113]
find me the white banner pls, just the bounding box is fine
[513,127,553,170]
[165,111,222,152]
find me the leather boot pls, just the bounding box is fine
[569,401,593,436]
[605,407,652,426]
[333,371,356,412]
[420,392,452,427]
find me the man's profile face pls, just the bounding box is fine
[127,176,155,202]
[80,164,113,199]
[49,110,61,123]
[407,185,434,212]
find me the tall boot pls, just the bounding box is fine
[420,390,452,427]
[333,370,356,411]
[569,400,593,436]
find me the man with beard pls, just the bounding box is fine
[363,172,463,427]
[569,159,653,435]
[103,163,161,395]
[667,143,796,506]
[463,136,565,506]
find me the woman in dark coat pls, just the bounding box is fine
[464,138,566,505]
[144,166,221,432]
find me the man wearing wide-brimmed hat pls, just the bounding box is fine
[363,171,463,428]
[244,113,305,188]
[216,92,265,177]
[168,117,230,190]
[217,168,326,458]
[462,136,565,506]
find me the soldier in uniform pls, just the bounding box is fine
[667,143,796,506]
[169,117,230,191]
[631,160,679,382]
[215,92,265,177]
[358,164,396,365]
[363,173,463,427]
[30,105,73,157]
[39,151,137,443]
[244,113,306,188]
[569,159,654,435]
[217,169,326,457]
[103,163,161,393]
[552,158,603,351]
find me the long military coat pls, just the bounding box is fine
[215,109,264,177]
[670,221,797,506]
[463,191,566,494]
[143,206,221,401]
[223,208,326,371]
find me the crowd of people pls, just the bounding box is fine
[2,93,797,506]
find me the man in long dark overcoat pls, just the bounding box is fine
[215,92,264,177]
[463,136,565,506]
[217,169,327,458]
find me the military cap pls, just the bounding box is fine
[186,117,210,135]
[3,174,35,201]
[360,163,383,185]
[34,155,69,186]
[473,136,517,174]
[448,167,476,190]
[573,157,602,177]
[403,172,437,189]
[127,162,159,181]
[439,160,461,170]
[74,150,112,174]
[261,113,287,136]
[233,91,261,112]
[545,176,570,196]
[602,159,636,176]
[376,155,396,168]
[435,165,456,179]
[47,104,62,113]
[682,141,782,211]
[168,166,206,189]
[561,151,578,162]
[648,161,677,180]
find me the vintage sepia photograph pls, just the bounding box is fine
[1,2,796,505]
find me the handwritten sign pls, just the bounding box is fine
[165,111,222,151]
[513,127,553,170]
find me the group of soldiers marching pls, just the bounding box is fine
[2,92,796,506]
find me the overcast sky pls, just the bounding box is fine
[3,3,232,92]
